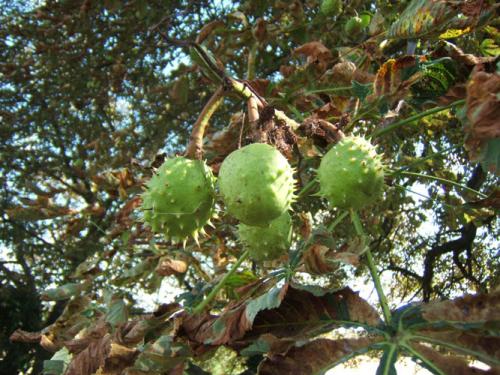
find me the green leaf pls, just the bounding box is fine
[376,344,398,375]
[480,38,500,57]
[351,80,372,102]
[477,138,500,175]
[105,298,128,327]
[42,361,65,375]
[43,348,72,375]
[41,282,89,301]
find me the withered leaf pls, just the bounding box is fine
[258,337,382,375]
[420,288,500,323]
[464,68,500,173]
[407,343,499,375]
[10,329,42,344]
[180,282,381,348]
[369,56,423,105]
[156,257,188,276]
[293,41,332,73]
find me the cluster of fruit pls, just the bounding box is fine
[141,137,384,261]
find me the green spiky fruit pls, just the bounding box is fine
[344,16,364,35]
[320,0,342,16]
[317,136,384,209]
[238,212,292,261]
[218,143,295,227]
[141,157,216,244]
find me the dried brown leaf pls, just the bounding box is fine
[66,334,111,375]
[293,41,332,73]
[258,337,382,375]
[9,329,42,344]
[464,68,500,163]
[180,284,381,349]
[415,330,500,366]
[313,102,342,120]
[156,258,188,276]
[303,244,336,274]
[329,61,356,85]
[369,56,424,105]
[298,118,342,149]
[467,189,500,209]
[421,288,500,323]
[409,343,500,375]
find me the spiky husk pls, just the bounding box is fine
[218,143,296,227]
[141,157,216,243]
[317,136,384,209]
[320,0,342,16]
[238,212,292,261]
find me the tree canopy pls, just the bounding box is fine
[1,0,499,374]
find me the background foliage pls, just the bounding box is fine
[1,0,499,374]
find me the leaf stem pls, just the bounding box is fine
[350,210,392,325]
[192,250,250,315]
[328,211,349,232]
[392,170,488,198]
[370,99,465,139]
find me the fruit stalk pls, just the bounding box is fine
[350,210,392,324]
[185,86,224,160]
[192,250,250,315]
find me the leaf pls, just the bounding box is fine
[293,41,332,73]
[480,39,500,57]
[41,296,93,352]
[41,282,90,301]
[393,290,500,370]
[65,331,111,375]
[463,67,500,174]
[43,348,72,375]
[476,138,500,175]
[43,360,65,375]
[369,56,424,106]
[411,58,457,103]
[352,80,372,102]
[412,330,500,367]
[224,269,258,300]
[258,337,382,375]
[156,257,188,277]
[128,335,191,374]
[180,282,381,347]
[387,0,492,40]
[106,298,128,327]
[404,343,498,375]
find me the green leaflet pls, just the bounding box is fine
[189,43,226,84]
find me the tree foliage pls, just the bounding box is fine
[1,0,499,374]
